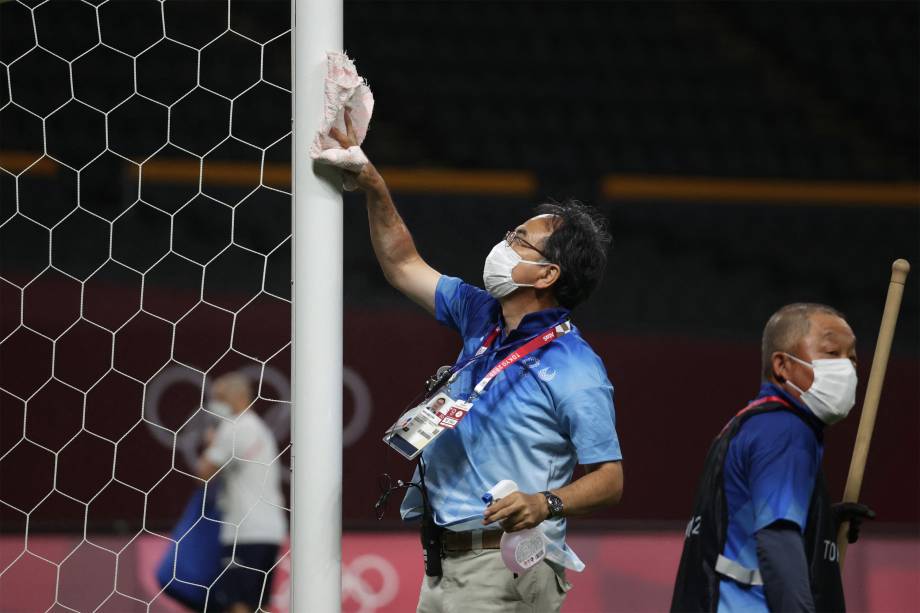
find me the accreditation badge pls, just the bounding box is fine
[382,392,472,460]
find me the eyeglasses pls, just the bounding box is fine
[504,230,549,260]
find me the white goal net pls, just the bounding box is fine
[0,1,295,611]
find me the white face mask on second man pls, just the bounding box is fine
[207,399,234,419]
[784,354,858,425]
[482,241,551,299]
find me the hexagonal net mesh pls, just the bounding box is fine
[0,1,294,611]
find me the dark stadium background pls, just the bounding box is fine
[0,1,917,610]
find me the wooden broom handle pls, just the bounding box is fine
[837,259,910,569]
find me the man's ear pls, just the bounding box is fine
[534,264,561,290]
[772,352,790,382]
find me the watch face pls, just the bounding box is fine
[544,492,563,517]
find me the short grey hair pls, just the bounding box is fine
[761,303,845,380]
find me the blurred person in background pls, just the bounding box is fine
[671,304,875,613]
[197,373,287,613]
[333,117,624,612]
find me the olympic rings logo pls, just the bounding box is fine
[342,554,401,612]
[268,552,400,613]
[144,364,373,474]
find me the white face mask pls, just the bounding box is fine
[207,399,234,419]
[482,241,551,299]
[784,354,858,425]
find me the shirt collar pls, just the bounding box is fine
[758,381,825,431]
[500,306,571,343]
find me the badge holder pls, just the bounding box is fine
[383,319,571,460]
[383,392,471,460]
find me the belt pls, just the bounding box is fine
[441,529,503,552]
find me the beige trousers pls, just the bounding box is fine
[416,549,571,613]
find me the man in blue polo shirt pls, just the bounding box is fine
[333,120,623,611]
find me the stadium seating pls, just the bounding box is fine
[1,0,917,352]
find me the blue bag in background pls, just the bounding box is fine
[156,482,223,611]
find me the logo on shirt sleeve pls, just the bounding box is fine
[537,367,557,382]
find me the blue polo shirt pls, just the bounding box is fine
[718,382,824,612]
[400,276,622,571]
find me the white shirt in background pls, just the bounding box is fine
[205,410,288,546]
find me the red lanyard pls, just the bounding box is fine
[718,395,790,436]
[468,320,571,400]
[473,325,502,357]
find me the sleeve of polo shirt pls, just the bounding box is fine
[434,275,494,336]
[557,383,622,464]
[747,413,820,533]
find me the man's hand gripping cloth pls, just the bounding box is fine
[309,51,374,190]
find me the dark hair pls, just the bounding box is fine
[535,199,612,309]
[761,302,845,380]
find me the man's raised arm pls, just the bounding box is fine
[331,117,440,314]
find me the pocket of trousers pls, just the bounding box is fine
[512,561,560,604]
[553,567,572,595]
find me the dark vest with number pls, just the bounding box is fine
[670,398,846,612]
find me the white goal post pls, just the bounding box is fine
[290,0,344,612]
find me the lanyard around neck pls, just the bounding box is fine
[466,320,572,401]
[717,395,790,436]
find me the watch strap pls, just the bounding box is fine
[541,491,564,518]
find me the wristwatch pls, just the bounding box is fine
[541,491,564,518]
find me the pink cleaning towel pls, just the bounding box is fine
[310,51,374,189]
